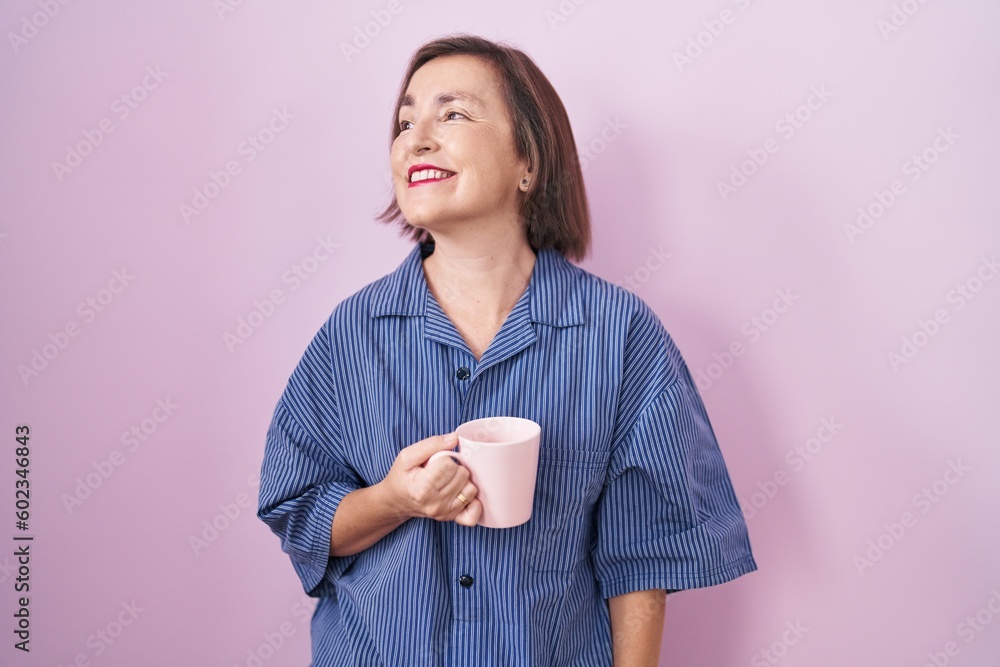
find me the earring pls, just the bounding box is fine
[521,178,530,190]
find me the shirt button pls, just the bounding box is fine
[456,367,471,380]
[459,574,474,588]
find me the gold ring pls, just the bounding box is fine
[457,492,469,506]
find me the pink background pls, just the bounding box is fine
[2,1,999,665]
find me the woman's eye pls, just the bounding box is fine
[398,112,463,132]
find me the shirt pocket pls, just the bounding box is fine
[524,446,610,573]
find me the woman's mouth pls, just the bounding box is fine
[408,169,456,187]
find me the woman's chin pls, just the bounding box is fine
[403,211,450,231]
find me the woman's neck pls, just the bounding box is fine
[420,235,537,321]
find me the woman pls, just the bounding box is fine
[258,34,757,666]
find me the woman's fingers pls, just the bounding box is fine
[397,445,481,524]
[455,482,478,505]
[452,484,480,525]
[399,433,458,471]
[411,458,476,521]
[454,498,482,527]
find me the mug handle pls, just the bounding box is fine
[427,450,463,467]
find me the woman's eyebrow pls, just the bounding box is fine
[399,91,485,109]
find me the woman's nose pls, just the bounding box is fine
[403,117,438,153]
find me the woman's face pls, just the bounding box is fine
[391,54,529,235]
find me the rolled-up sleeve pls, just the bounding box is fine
[257,320,363,596]
[592,300,757,599]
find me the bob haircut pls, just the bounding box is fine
[375,33,591,263]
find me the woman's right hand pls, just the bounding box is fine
[380,432,483,527]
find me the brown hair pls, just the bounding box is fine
[375,33,591,263]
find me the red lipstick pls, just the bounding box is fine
[407,163,456,188]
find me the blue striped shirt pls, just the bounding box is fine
[258,240,757,666]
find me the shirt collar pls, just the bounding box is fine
[369,241,585,327]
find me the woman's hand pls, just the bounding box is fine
[381,432,483,527]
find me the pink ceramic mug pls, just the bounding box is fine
[427,416,541,528]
